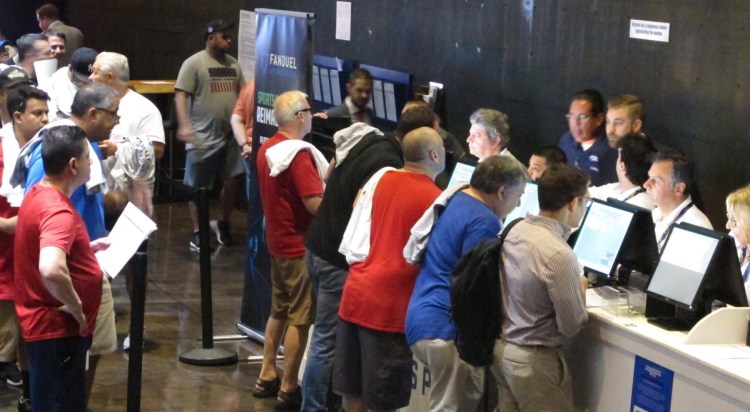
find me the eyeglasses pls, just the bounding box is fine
[96,107,120,121]
[296,108,312,115]
[565,113,595,122]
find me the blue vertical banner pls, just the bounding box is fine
[630,355,674,412]
[239,9,315,334]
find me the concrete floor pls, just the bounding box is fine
[0,201,278,412]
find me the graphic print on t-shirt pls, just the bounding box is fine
[209,67,238,93]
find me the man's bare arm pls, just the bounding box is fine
[174,91,195,142]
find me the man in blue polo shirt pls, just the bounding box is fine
[558,89,617,186]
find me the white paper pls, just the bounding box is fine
[96,203,157,279]
[629,19,670,43]
[33,59,57,83]
[330,70,342,105]
[383,82,397,122]
[372,80,385,118]
[238,10,257,81]
[336,2,352,41]
[312,65,322,101]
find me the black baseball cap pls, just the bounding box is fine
[205,19,234,40]
[69,47,98,82]
[0,66,30,89]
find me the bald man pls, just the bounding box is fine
[334,127,445,412]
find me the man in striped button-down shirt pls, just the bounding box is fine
[491,163,590,412]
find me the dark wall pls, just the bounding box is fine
[21,0,750,227]
[66,0,242,81]
[241,0,750,226]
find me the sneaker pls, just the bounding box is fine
[209,220,233,246]
[4,363,21,387]
[190,231,215,252]
[123,334,131,351]
[17,395,31,412]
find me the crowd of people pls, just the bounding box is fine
[0,4,749,412]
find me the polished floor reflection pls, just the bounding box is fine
[0,202,276,412]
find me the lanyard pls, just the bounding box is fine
[657,202,694,250]
[621,187,646,202]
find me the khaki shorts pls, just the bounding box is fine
[0,300,19,362]
[270,256,315,326]
[90,276,117,356]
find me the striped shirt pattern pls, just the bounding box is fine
[499,214,588,347]
[209,67,239,93]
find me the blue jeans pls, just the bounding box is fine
[302,250,347,411]
[27,336,92,412]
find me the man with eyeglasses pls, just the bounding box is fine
[490,163,589,412]
[175,19,245,251]
[254,91,325,410]
[558,89,618,186]
[39,47,98,122]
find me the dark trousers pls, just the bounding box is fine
[27,335,92,412]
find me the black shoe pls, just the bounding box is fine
[209,220,233,246]
[17,395,31,412]
[3,363,21,387]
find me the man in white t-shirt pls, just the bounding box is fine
[38,47,97,122]
[644,151,712,251]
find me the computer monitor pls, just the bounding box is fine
[504,181,540,223]
[573,198,636,278]
[447,161,475,187]
[606,198,660,287]
[646,223,749,330]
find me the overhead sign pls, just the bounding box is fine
[630,19,670,43]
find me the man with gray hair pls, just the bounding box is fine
[466,108,514,162]
[405,155,528,411]
[89,51,161,215]
[13,34,52,85]
[253,90,326,410]
[89,51,160,351]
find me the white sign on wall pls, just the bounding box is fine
[630,19,670,43]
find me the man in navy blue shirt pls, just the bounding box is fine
[558,89,617,186]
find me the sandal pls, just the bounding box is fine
[274,387,302,411]
[252,377,280,398]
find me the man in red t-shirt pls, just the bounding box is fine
[14,125,110,411]
[334,127,445,412]
[253,90,324,409]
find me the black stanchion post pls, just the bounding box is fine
[126,241,148,412]
[179,187,238,366]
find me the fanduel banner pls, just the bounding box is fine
[239,9,315,335]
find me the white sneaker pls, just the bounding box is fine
[123,335,131,350]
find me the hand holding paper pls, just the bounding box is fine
[95,203,157,279]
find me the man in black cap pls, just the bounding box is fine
[39,47,97,121]
[175,19,245,251]
[0,66,32,126]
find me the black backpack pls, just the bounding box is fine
[450,218,522,367]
